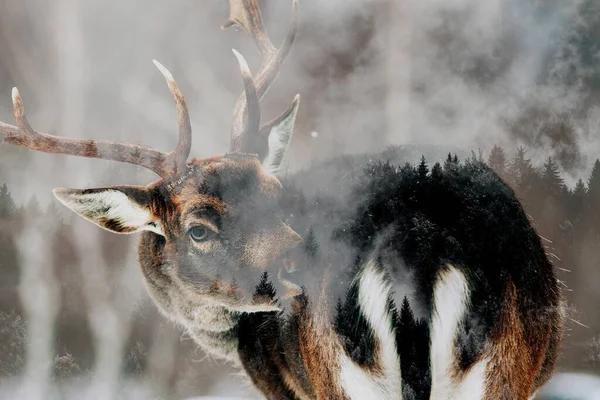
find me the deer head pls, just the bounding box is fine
[0,0,302,322]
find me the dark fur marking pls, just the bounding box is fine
[334,282,377,369]
[237,275,310,399]
[395,297,431,399]
[238,312,301,400]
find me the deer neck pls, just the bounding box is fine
[179,299,242,361]
[188,322,241,362]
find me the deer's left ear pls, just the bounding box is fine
[53,186,163,235]
[260,94,300,175]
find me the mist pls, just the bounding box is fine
[1,0,598,199]
[0,0,598,398]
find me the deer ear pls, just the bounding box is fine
[261,94,300,175]
[52,186,163,235]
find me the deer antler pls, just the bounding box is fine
[224,0,299,153]
[0,60,192,181]
[232,49,261,147]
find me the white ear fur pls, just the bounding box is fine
[53,187,163,235]
[262,94,300,175]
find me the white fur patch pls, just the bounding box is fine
[429,265,487,400]
[339,262,402,399]
[262,95,300,175]
[54,188,163,235]
[188,326,240,364]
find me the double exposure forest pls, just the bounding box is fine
[0,0,599,398]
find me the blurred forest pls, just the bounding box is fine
[0,0,599,398]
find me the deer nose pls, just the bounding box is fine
[282,257,297,273]
[267,232,304,299]
[285,226,303,247]
[277,262,302,300]
[269,224,302,262]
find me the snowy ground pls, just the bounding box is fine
[0,376,260,400]
[1,372,598,399]
[536,373,600,400]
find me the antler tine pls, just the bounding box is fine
[224,0,299,152]
[0,61,192,181]
[231,50,261,152]
[153,60,192,174]
[223,0,276,55]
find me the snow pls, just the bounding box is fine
[0,377,259,400]
[536,373,600,400]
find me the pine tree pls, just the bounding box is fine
[396,297,431,399]
[25,195,42,218]
[505,147,544,217]
[508,147,531,189]
[431,162,443,180]
[397,296,416,393]
[488,145,508,178]
[542,157,565,198]
[574,177,586,198]
[570,179,587,221]
[467,149,484,165]
[0,184,16,219]
[588,159,600,202]
[574,179,587,196]
[45,201,61,219]
[398,296,415,331]
[585,159,600,232]
[443,153,459,170]
[444,153,452,169]
[417,156,429,180]
[304,229,319,259]
[254,271,277,300]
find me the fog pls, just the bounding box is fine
[0,0,598,398]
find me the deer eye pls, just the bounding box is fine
[189,226,209,242]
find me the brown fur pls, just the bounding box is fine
[485,280,550,399]
[295,296,347,399]
[280,367,315,400]
[531,297,564,393]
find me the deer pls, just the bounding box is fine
[0,0,563,399]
